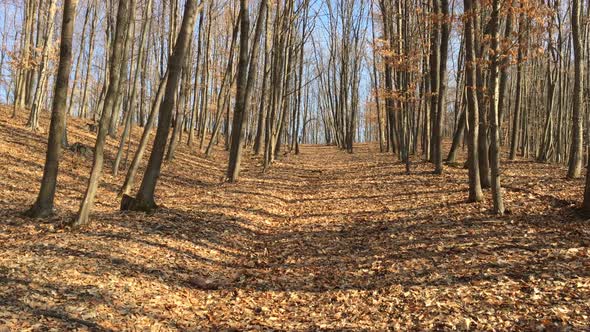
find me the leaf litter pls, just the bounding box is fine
[0,106,589,330]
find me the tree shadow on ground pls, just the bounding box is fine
[1,113,588,329]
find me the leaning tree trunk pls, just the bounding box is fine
[66,3,91,117]
[122,0,201,212]
[118,72,168,197]
[25,0,78,218]
[72,0,132,227]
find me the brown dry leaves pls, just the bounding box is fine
[0,106,589,331]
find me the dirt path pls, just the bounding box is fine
[214,145,590,330]
[1,108,589,330]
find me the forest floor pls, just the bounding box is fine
[0,106,590,331]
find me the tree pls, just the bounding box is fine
[118,72,168,197]
[26,0,58,131]
[13,0,38,115]
[433,0,450,174]
[434,0,450,174]
[567,0,584,179]
[121,0,202,212]
[429,0,441,168]
[205,11,241,157]
[227,0,267,182]
[488,0,504,215]
[464,0,483,203]
[509,8,525,161]
[113,0,154,176]
[24,0,79,218]
[72,0,133,227]
[79,0,98,119]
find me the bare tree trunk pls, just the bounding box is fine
[108,2,135,139]
[379,0,397,159]
[434,0,450,174]
[187,11,204,147]
[166,56,191,161]
[464,0,483,202]
[227,0,267,182]
[509,11,525,160]
[205,13,241,157]
[67,3,91,117]
[253,10,271,156]
[568,0,584,179]
[122,0,201,212]
[79,0,98,119]
[475,4,490,189]
[13,0,37,116]
[294,5,309,155]
[25,0,78,218]
[114,0,153,175]
[447,106,466,163]
[119,72,168,197]
[27,0,57,131]
[538,57,557,163]
[72,0,132,227]
[498,7,514,137]
[429,0,441,169]
[198,8,213,151]
[489,0,504,215]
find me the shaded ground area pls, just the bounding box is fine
[0,106,589,330]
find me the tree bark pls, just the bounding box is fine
[79,0,98,119]
[72,0,132,226]
[25,0,78,218]
[464,0,483,202]
[114,0,153,175]
[509,10,525,160]
[227,0,267,182]
[568,0,584,179]
[489,0,504,214]
[27,0,57,131]
[119,72,168,197]
[434,0,450,174]
[66,3,91,118]
[122,0,201,212]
